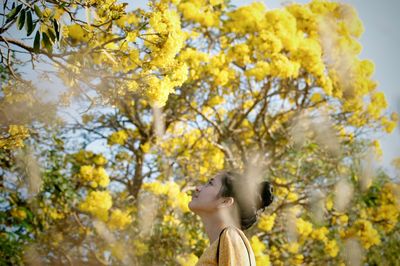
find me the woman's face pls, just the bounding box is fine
[188,174,224,214]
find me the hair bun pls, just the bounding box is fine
[258,181,274,210]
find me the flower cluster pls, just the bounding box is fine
[341,219,381,249]
[0,125,30,149]
[257,213,276,232]
[79,190,113,221]
[107,209,132,230]
[108,130,129,146]
[79,165,110,188]
[250,235,272,266]
[142,181,191,213]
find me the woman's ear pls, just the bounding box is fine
[219,197,234,208]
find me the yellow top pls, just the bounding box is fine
[195,226,256,266]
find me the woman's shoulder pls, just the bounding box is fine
[218,226,256,265]
[220,226,247,246]
[221,226,244,237]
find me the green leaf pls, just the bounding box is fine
[33,31,40,53]
[53,19,60,41]
[26,11,35,36]
[5,3,22,23]
[47,28,56,42]
[42,32,52,52]
[33,4,42,18]
[17,9,26,30]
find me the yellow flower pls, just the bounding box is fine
[287,191,299,202]
[208,95,226,106]
[140,142,151,153]
[67,24,90,42]
[371,140,383,159]
[79,165,94,181]
[224,2,267,34]
[209,0,223,6]
[177,192,191,213]
[79,190,112,221]
[214,68,229,86]
[93,155,107,166]
[270,245,280,258]
[333,214,349,226]
[132,239,149,256]
[310,93,323,103]
[244,61,270,81]
[250,235,265,253]
[49,208,64,220]
[163,214,180,226]
[178,48,210,68]
[79,165,109,188]
[178,2,219,27]
[369,203,399,233]
[325,239,339,257]
[269,53,300,79]
[257,213,276,232]
[311,226,329,243]
[0,125,30,149]
[11,208,27,220]
[326,196,333,211]
[275,186,289,198]
[108,130,129,146]
[289,254,303,265]
[296,218,313,237]
[108,209,132,230]
[342,219,381,249]
[176,253,199,266]
[381,116,397,134]
[283,241,300,254]
[93,167,110,188]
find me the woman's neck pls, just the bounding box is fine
[200,212,239,245]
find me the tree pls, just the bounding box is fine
[1,0,399,265]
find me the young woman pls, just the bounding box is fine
[188,170,274,265]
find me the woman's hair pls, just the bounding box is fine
[217,170,274,230]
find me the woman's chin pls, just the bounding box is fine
[188,200,197,212]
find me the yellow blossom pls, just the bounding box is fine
[257,213,276,232]
[79,190,112,221]
[250,236,271,266]
[326,196,333,211]
[10,208,27,220]
[342,219,381,249]
[244,61,270,81]
[296,217,313,237]
[93,155,107,166]
[176,253,199,266]
[325,239,339,257]
[108,130,129,146]
[283,241,300,254]
[287,191,299,202]
[132,239,149,256]
[269,53,300,78]
[311,226,329,243]
[108,209,132,230]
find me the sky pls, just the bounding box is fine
[5,0,399,176]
